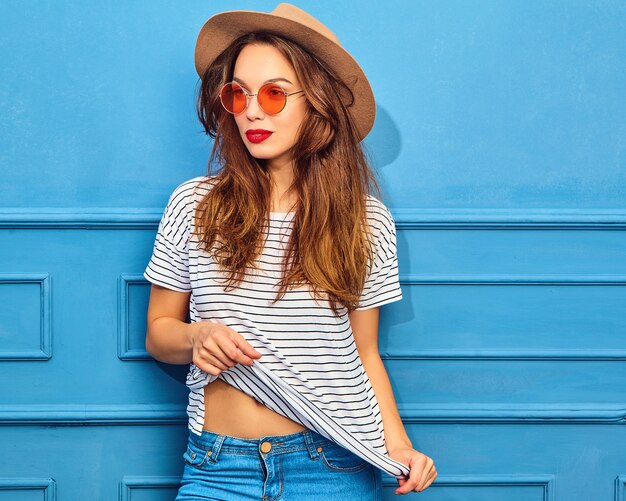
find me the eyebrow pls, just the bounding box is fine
[232,77,293,87]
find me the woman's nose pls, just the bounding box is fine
[245,93,265,119]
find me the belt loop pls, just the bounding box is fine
[303,430,320,460]
[208,433,226,463]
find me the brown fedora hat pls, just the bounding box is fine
[194,2,376,142]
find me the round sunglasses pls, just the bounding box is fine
[219,81,305,115]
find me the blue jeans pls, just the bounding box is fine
[175,428,383,500]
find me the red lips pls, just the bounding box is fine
[246,129,273,143]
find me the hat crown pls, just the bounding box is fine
[271,3,340,45]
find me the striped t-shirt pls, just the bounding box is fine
[143,175,409,478]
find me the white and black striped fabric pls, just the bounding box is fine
[144,176,409,478]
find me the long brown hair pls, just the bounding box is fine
[193,31,384,315]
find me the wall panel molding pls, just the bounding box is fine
[0,273,51,360]
[0,477,56,498]
[386,273,626,361]
[616,475,626,501]
[120,476,181,500]
[0,208,625,229]
[0,403,623,425]
[397,403,626,424]
[0,209,160,229]
[392,208,626,230]
[381,473,555,500]
[118,274,150,360]
[0,404,187,425]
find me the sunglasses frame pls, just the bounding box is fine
[219,81,305,116]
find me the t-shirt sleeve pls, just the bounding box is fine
[354,201,403,311]
[143,181,194,292]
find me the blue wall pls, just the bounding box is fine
[1,1,625,499]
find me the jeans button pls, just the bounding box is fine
[260,441,272,453]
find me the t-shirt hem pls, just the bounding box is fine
[143,270,192,292]
[354,293,403,311]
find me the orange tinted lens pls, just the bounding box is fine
[258,84,286,114]
[220,83,246,114]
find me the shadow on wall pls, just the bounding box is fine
[366,104,402,170]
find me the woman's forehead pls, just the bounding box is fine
[233,44,297,84]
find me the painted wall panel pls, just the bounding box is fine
[1,0,624,499]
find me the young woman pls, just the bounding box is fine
[144,3,437,499]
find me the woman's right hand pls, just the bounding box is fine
[188,320,262,377]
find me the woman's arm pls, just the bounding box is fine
[145,284,195,364]
[349,307,413,454]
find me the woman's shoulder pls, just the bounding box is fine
[364,193,396,233]
[167,174,218,204]
[159,175,218,233]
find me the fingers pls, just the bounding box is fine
[232,335,263,363]
[415,460,436,492]
[193,343,229,376]
[395,459,422,494]
[417,466,437,492]
[395,456,437,494]
[220,336,258,366]
[203,345,232,371]
[194,324,262,377]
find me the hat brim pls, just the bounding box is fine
[194,10,375,142]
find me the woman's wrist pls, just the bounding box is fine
[387,439,414,455]
[186,321,199,351]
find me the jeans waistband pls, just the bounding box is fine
[189,428,336,458]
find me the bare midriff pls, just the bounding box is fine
[202,378,308,438]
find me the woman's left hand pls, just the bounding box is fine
[388,447,437,495]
